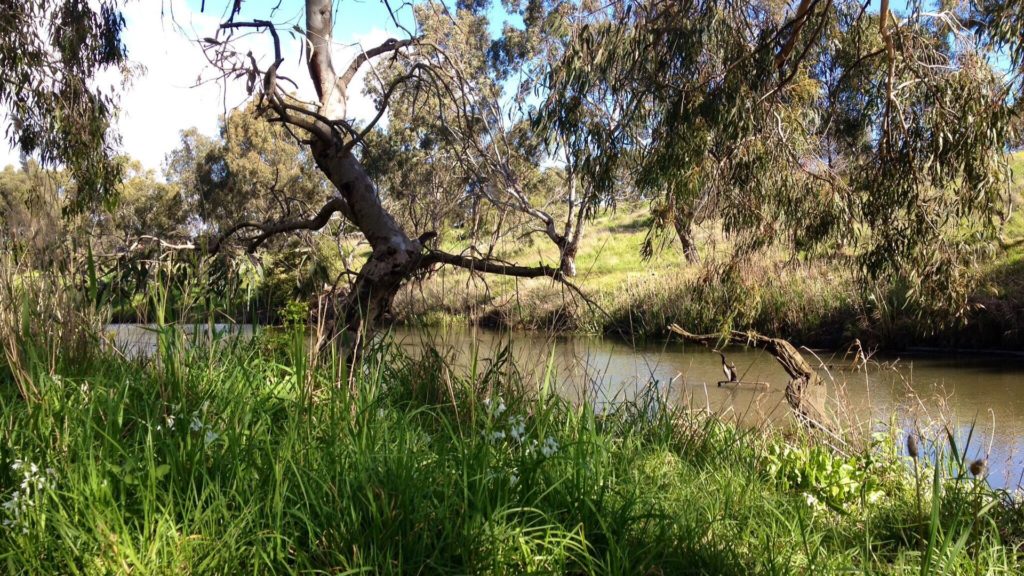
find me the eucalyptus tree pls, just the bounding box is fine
[203,0,601,350]
[167,106,335,250]
[0,0,129,211]
[0,161,64,259]
[195,0,1021,352]
[542,0,1022,316]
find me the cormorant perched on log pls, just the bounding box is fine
[716,350,737,385]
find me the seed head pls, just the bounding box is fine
[906,433,919,459]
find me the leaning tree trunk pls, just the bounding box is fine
[213,0,571,358]
[309,141,422,354]
[668,324,828,429]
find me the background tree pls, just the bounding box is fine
[1,0,129,210]
[541,0,1020,317]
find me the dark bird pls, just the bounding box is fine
[716,350,737,385]
[969,458,988,478]
[906,433,919,459]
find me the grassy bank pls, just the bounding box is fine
[1,326,1022,573]
[393,154,1024,350]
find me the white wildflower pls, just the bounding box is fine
[2,459,55,533]
[204,430,220,445]
[508,416,526,442]
[485,396,506,416]
[1012,488,1024,506]
[804,492,821,508]
[490,430,506,442]
[165,414,176,430]
[190,415,203,432]
[510,473,518,486]
[541,437,559,458]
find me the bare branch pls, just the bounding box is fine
[338,37,418,95]
[220,20,282,64]
[210,196,351,254]
[422,249,562,279]
[668,324,828,430]
[342,66,427,153]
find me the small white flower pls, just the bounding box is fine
[804,492,821,508]
[204,430,220,445]
[165,414,176,430]
[541,437,559,457]
[485,396,506,416]
[510,474,518,486]
[11,460,22,471]
[508,416,526,441]
[190,415,203,432]
[490,430,506,442]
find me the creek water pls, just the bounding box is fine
[107,324,1024,488]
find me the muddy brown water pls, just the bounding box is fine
[108,324,1024,488]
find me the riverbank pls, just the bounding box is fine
[1,329,1021,573]
[393,154,1024,351]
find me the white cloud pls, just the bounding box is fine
[2,1,390,173]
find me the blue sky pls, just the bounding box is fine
[1,0,523,171]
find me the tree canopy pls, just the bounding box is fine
[1,0,129,211]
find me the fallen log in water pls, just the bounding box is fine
[668,324,828,430]
[716,380,771,390]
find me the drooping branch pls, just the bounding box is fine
[342,65,429,153]
[220,20,281,64]
[338,37,418,95]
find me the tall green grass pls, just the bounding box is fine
[1,325,1021,574]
